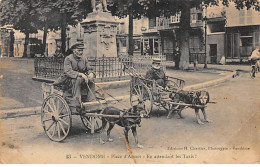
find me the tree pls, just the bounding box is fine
[0,0,92,57]
[30,0,91,55]
[49,0,92,55]
[30,0,59,55]
[0,0,38,57]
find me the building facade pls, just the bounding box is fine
[205,5,226,64]
[2,2,259,62]
[225,4,260,61]
[189,5,205,64]
[115,7,206,65]
[115,13,181,61]
[206,3,260,63]
[0,25,14,57]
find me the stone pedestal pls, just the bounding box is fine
[81,12,118,57]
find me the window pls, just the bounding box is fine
[197,13,202,20]
[159,18,164,26]
[192,14,196,20]
[149,17,156,28]
[226,34,232,58]
[255,32,259,46]
[189,37,201,52]
[121,39,126,47]
[170,12,181,23]
[208,22,225,33]
[247,10,252,24]
[240,10,245,24]
[134,39,141,52]
[149,38,153,54]
[191,14,197,23]
[133,20,138,33]
[143,39,149,55]
[154,39,159,54]
[241,37,253,46]
[143,38,159,55]
[163,38,173,54]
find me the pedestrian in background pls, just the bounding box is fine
[53,45,64,58]
[174,46,181,70]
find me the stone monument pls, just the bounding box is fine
[81,0,118,57]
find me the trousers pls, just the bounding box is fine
[64,77,96,109]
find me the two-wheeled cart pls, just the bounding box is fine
[41,83,140,142]
[128,68,207,117]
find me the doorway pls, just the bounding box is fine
[210,44,217,64]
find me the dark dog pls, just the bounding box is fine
[101,103,145,148]
[168,90,212,125]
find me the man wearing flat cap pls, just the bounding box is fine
[54,43,96,113]
[145,58,167,88]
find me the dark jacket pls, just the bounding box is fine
[64,54,93,79]
[145,67,166,87]
[53,55,93,86]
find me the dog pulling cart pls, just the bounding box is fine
[128,67,208,119]
[41,83,140,142]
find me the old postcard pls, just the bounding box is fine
[0,0,259,164]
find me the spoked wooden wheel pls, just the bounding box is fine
[130,83,153,116]
[41,94,72,142]
[80,110,105,133]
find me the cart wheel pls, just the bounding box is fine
[130,83,153,116]
[250,66,256,79]
[80,110,105,133]
[41,94,72,142]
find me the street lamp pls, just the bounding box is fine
[203,5,208,69]
[203,16,208,68]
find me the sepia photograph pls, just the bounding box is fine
[0,0,259,164]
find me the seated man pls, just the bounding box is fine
[145,58,167,88]
[54,43,96,113]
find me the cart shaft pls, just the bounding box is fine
[84,113,140,118]
[161,99,206,108]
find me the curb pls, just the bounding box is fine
[183,70,238,91]
[32,77,130,90]
[0,106,41,119]
[95,80,130,90]
[1,71,238,119]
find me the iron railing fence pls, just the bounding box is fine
[34,55,166,82]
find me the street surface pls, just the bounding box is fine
[0,72,259,164]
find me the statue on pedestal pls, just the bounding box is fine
[91,0,109,12]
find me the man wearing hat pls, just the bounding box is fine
[54,43,96,113]
[145,58,167,88]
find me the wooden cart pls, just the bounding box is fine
[129,73,207,117]
[41,83,138,142]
